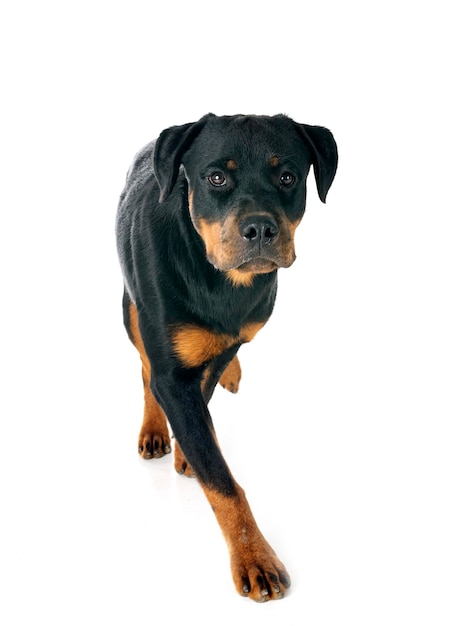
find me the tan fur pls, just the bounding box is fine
[129,303,171,459]
[203,484,290,601]
[219,354,242,393]
[171,323,264,369]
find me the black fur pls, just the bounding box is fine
[116,113,337,522]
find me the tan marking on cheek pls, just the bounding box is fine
[276,215,303,266]
[189,192,235,267]
[197,218,222,262]
[171,324,236,368]
[227,159,237,170]
[288,216,302,238]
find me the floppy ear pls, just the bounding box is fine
[297,124,338,203]
[153,114,213,202]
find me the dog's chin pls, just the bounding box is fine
[234,258,279,274]
[209,250,295,274]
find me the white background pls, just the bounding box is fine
[1,1,453,624]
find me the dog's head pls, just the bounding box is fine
[153,113,337,286]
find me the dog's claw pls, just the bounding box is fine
[233,559,290,601]
[138,433,171,459]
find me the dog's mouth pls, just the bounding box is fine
[230,243,296,271]
[233,257,280,274]
[194,209,300,276]
[199,215,297,274]
[211,248,296,274]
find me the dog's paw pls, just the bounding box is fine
[138,430,171,459]
[219,355,241,394]
[230,546,291,602]
[173,440,195,477]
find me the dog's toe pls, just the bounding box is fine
[231,549,291,602]
[138,432,171,459]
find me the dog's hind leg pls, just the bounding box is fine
[123,293,171,459]
[173,440,194,477]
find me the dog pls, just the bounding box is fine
[116,113,337,601]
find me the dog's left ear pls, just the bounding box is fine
[296,124,338,203]
[153,114,213,202]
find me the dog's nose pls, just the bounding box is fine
[240,215,279,244]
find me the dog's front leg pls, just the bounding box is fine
[205,481,291,601]
[152,372,291,602]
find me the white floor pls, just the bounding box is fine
[1,2,453,624]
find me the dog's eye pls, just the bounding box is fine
[207,172,226,187]
[279,172,296,187]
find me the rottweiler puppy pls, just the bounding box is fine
[116,113,338,601]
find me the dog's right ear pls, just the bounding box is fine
[153,114,213,202]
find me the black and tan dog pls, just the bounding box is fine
[116,113,337,601]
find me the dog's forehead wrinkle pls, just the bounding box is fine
[195,124,307,173]
[197,146,297,176]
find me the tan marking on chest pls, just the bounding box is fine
[172,326,235,368]
[171,322,265,368]
[225,269,255,287]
